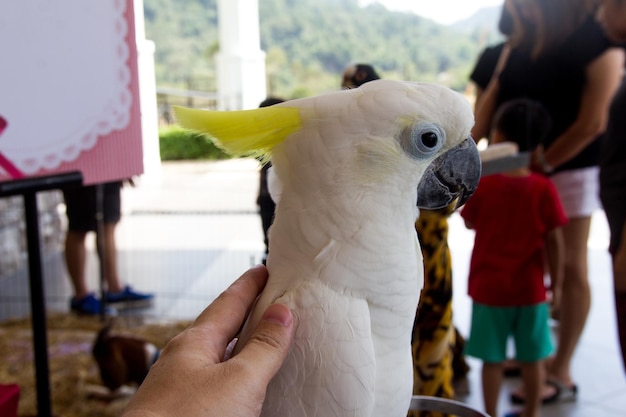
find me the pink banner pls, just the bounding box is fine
[0,0,144,185]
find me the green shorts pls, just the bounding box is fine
[465,302,554,363]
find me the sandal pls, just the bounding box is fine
[546,379,578,403]
[510,379,577,405]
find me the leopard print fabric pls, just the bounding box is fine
[408,206,469,417]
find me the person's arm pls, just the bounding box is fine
[533,48,625,171]
[472,79,499,143]
[473,86,486,113]
[471,44,512,142]
[545,227,565,315]
[122,265,296,417]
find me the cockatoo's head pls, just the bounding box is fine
[174,80,480,211]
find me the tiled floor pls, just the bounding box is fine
[2,159,625,416]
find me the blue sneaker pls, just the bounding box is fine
[105,286,154,308]
[70,294,117,316]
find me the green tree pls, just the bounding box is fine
[144,0,501,96]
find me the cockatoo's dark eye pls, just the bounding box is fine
[401,122,445,159]
[422,132,438,148]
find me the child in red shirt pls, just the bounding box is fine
[461,99,567,417]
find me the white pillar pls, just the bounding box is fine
[216,0,267,110]
[134,0,161,183]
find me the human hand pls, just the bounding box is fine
[530,145,554,175]
[121,265,296,417]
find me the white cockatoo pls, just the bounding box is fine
[173,79,481,417]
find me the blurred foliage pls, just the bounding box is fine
[144,0,502,99]
[159,126,230,160]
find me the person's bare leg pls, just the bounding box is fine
[613,221,626,372]
[97,222,123,293]
[482,362,503,417]
[548,216,592,386]
[64,230,89,299]
[520,361,542,417]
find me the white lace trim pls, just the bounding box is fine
[0,0,132,174]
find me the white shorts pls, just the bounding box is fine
[551,166,600,219]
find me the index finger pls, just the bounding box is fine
[192,265,269,347]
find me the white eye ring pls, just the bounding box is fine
[401,122,445,159]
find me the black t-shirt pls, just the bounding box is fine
[469,42,505,90]
[497,17,615,172]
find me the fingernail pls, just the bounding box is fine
[262,304,293,327]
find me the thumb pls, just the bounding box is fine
[236,303,296,385]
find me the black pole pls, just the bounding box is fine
[23,192,52,417]
[0,171,83,417]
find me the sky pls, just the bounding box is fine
[359,0,504,25]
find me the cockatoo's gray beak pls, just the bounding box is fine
[416,137,481,210]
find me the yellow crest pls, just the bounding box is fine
[173,105,302,160]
